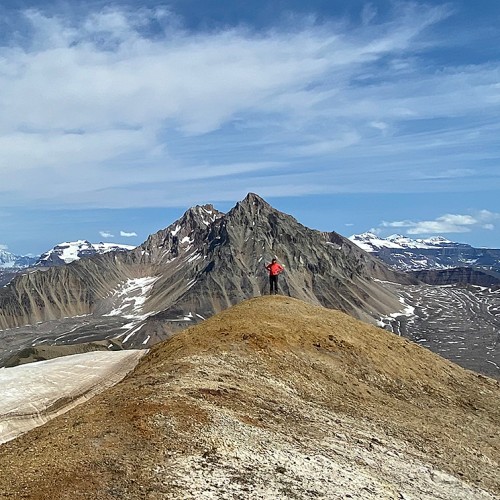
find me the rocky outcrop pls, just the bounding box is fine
[141,193,414,340]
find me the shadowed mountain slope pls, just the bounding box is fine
[1,296,498,499]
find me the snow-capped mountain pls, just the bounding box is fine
[36,240,136,267]
[349,233,455,253]
[349,233,500,272]
[1,195,498,382]
[0,249,37,269]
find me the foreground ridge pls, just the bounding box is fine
[0,296,498,499]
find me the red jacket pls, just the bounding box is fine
[266,262,284,276]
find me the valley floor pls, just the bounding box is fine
[379,282,500,379]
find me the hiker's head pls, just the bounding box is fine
[271,258,277,263]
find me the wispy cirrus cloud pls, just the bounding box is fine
[412,169,477,180]
[120,230,137,237]
[382,210,500,235]
[0,2,498,212]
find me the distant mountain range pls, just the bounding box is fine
[0,249,37,269]
[0,240,135,270]
[349,232,500,273]
[0,194,498,380]
[4,228,498,276]
[0,241,136,287]
[0,193,408,339]
[36,240,135,267]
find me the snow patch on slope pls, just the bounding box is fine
[104,276,159,321]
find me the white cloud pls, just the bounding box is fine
[382,211,500,235]
[413,169,476,180]
[369,121,388,131]
[120,231,137,237]
[99,231,114,238]
[0,3,497,210]
[292,132,361,157]
[368,227,382,236]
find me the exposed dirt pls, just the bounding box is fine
[0,296,498,499]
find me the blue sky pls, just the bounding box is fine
[0,0,499,254]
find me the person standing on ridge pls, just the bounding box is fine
[266,258,284,295]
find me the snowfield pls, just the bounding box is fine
[0,350,146,444]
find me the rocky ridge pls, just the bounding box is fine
[409,267,500,288]
[0,296,498,499]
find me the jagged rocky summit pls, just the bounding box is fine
[0,194,411,345]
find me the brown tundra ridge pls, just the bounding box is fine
[0,295,499,499]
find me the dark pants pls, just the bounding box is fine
[269,274,279,294]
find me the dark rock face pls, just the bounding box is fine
[0,270,18,288]
[140,193,415,340]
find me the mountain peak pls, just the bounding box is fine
[228,193,276,221]
[240,192,272,208]
[350,232,379,240]
[182,204,223,227]
[244,192,265,202]
[0,249,37,269]
[423,236,454,245]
